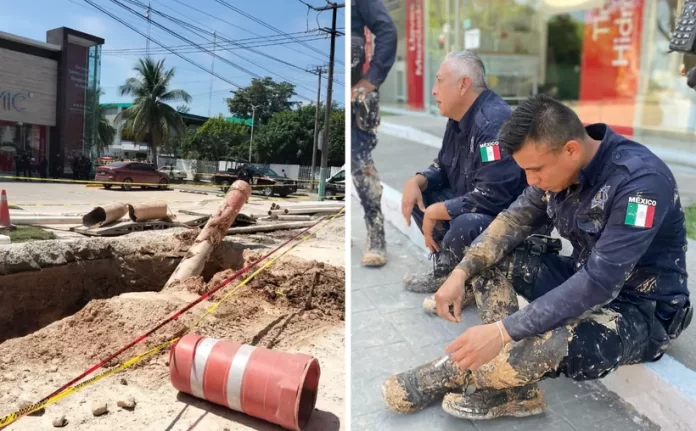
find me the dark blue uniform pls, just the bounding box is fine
[459,124,691,380]
[414,90,526,258]
[351,0,397,259]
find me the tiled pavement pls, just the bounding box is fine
[350,197,659,431]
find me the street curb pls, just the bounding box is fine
[356,180,696,431]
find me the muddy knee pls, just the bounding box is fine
[470,269,519,324]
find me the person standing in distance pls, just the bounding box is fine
[351,0,397,267]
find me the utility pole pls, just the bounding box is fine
[309,65,327,191]
[311,2,344,201]
[208,31,217,117]
[146,2,151,57]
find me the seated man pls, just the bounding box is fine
[383,95,692,420]
[401,51,528,296]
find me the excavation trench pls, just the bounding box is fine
[0,228,344,368]
[0,229,248,344]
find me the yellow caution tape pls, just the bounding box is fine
[0,174,335,189]
[0,207,345,428]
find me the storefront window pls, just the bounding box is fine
[378,0,696,142]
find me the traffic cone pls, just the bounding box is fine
[0,189,15,230]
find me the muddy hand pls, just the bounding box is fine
[445,322,511,370]
[435,269,467,322]
[422,216,439,252]
[401,179,426,226]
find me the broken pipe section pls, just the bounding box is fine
[163,180,251,289]
[82,202,128,228]
[128,200,169,222]
[169,334,321,430]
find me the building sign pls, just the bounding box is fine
[0,48,57,127]
[406,0,424,110]
[579,0,644,135]
[0,91,33,112]
[63,42,89,162]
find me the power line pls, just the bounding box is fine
[213,0,344,66]
[102,36,326,55]
[169,0,334,67]
[117,0,322,96]
[82,0,245,89]
[102,31,317,52]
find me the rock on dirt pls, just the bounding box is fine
[91,402,108,416]
[52,415,68,427]
[117,396,136,410]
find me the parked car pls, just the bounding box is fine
[324,169,345,200]
[95,161,169,191]
[211,164,297,197]
[158,164,187,182]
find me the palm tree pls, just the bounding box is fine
[84,86,117,156]
[117,58,192,168]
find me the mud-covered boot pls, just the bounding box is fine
[422,285,475,315]
[403,248,456,293]
[382,357,471,413]
[361,213,387,267]
[442,383,546,420]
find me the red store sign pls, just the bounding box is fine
[579,0,644,135]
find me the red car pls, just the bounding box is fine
[95,162,169,191]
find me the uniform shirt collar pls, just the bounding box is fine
[578,123,620,186]
[454,89,491,132]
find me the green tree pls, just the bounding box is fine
[252,103,345,166]
[117,58,192,168]
[226,77,296,125]
[181,115,249,161]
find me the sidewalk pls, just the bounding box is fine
[351,197,658,431]
[360,118,696,429]
[379,109,696,170]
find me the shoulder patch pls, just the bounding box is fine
[480,141,501,162]
[624,196,657,228]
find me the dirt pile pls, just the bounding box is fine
[0,254,345,371]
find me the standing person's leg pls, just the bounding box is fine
[352,123,387,267]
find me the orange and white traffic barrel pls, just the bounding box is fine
[169,334,321,430]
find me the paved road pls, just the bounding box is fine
[351,197,658,431]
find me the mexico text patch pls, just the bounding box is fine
[480,141,501,162]
[624,196,656,228]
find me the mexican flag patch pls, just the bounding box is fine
[480,141,501,162]
[624,196,656,228]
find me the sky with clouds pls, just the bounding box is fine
[1,0,346,117]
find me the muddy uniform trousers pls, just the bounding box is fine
[410,188,495,260]
[385,236,667,417]
[352,91,386,257]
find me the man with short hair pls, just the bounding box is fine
[383,95,692,420]
[401,51,529,297]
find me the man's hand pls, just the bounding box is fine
[352,79,377,99]
[435,269,468,322]
[445,322,512,370]
[401,178,426,226]
[422,215,438,252]
[422,202,450,252]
